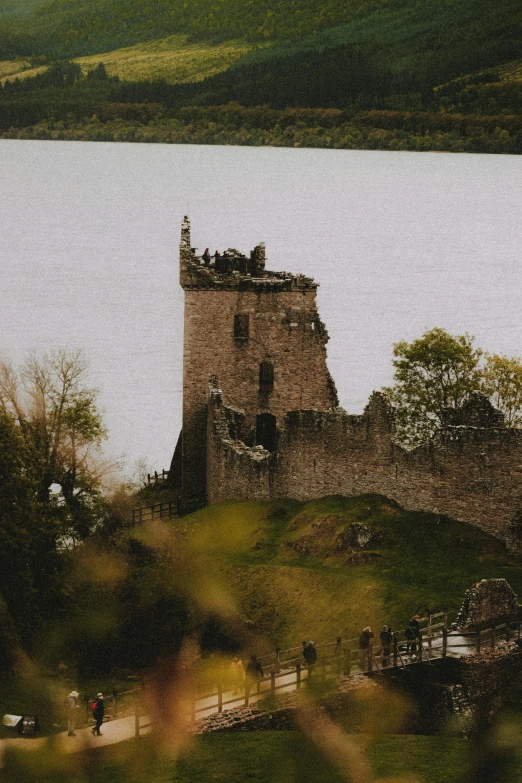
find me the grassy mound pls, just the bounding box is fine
[175,495,522,651]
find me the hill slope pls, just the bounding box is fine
[173,495,522,651]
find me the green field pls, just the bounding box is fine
[0,732,483,783]
[2,494,522,781]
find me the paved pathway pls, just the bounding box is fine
[0,714,152,767]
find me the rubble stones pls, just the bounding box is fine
[455,579,519,629]
[335,522,374,551]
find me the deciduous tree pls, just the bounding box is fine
[481,353,522,427]
[384,328,483,446]
[0,348,109,540]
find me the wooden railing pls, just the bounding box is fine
[191,615,522,721]
[132,500,179,525]
[145,470,170,486]
[103,615,521,736]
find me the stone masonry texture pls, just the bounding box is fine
[177,219,522,549]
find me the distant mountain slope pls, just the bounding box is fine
[1,0,520,91]
[22,0,386,58]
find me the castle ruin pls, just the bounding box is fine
[174,218,522,552]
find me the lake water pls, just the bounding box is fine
[1,140,521,476]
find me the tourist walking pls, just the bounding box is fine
[245,655,264,701]
[91,693,104,736]
[359,627,374,670]
[230,655,245,695]
[246,655,264,684]
[379,625,393,666]
[65,690,80,736]
[303,641,318,677]
[202,248,211,266]
[405,615,421,655]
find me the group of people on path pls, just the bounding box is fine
[64,690,105,737]
[358,614,422,670]
[229,654,266,695]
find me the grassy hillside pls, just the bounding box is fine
[0,36,257,85]
[1,0,520,82]
[0,0,41,20]
[0,0,521,149]
[170,495,522,651]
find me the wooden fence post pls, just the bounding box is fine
[344,648,351,676]
[419,635,423,662]
[442,628,448,658]
[217,683,223,713]
[135,698,140,739]
[296,663,301,690]
[393,636,398,667]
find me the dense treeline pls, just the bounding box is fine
[4,104,521,154]
[5,0,386,58]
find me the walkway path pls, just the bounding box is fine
[0,627,516,765]
[0,714,152,767]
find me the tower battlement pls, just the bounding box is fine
[179,215,317,291]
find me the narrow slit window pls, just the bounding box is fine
[234,313,249,340]
[259,361,274,392]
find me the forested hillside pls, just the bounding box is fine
[0,0,521,150]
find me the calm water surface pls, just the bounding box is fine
[1,141,521,473]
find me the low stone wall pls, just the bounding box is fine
[207,383,522,550]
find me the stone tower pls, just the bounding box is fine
[177,216,337,505]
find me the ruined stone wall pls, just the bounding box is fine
[207,383,522,543]
[273,404,522,542]
[207,384,273,502]
[181,219,522,544]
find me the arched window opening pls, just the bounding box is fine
[259,361,274,393]
[256,413,277,452]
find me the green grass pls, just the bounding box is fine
[74,36,258,84]
[176,495,522,651]
[0,731,479,783]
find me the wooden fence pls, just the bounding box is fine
[132,500,179,525]
[100,614,522,734]
[191,613,522,721]
[145,470,170,486]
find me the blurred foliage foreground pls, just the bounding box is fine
[2,493,522,780]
